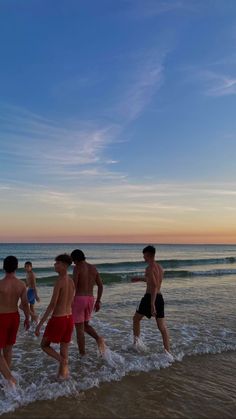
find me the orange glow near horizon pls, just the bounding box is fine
[1,193,236,245]
[1,231,236,244]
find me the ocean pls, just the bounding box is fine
[0,243,236,418]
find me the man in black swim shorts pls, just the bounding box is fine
[131,245,172,357]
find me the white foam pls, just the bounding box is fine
[164,350,174,363]
[2,315,236,416]
[99,347,125,368]
[128,337,149,354]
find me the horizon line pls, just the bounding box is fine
[0,242,235,246]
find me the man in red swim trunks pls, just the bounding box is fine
[35,254,75,380]
[71,249,106,356]
[0,256,30,388]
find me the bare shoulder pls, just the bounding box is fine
[89,263,98,274]
[17,278,27,291]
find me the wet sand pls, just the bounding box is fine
[2,351,236,419]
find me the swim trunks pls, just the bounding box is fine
[27,288,36,305]
[43,314,74,343]
[0,311,20,349]
[72,295,95,323]
[136,293,165,319]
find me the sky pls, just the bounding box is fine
[0,0,236,244]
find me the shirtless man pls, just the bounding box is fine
[35,254,75,379]
[131,245,172,356]
[71,249,106,357]
[0,256,30,387]
[24,261,40,322]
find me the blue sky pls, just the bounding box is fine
[0,0,236,243]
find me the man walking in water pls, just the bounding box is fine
[35,254,75,380]
[131,245,173,359]
[71,249,106,356]
[0,256,30,387]
[24,261,40,323]
[19,261,40,323]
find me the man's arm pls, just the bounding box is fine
[35,281,60,336]
[148,268,158,317]
[20,284,30,330]
[72,266,79,291]
[94,270,103,312]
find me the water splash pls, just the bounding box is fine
[99,347,125,368]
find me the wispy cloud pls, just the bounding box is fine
[0,45,168,184]
[122,61,164,120]
[183,54,236,97]
[121,0,194,19]
[200,70,236,96]
[113,50,167,122]
[0,104,122,182]
[1,180,235,218]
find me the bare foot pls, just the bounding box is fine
[164,350,174,362]
[7,376,17,388]
[97,337,106,354]
[57,372,69,381]
[31,314,39,323]
[58,358,69,379]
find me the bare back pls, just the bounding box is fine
[0,275,26,313]
[73,261,98,296]
[26,271,36,288]
[52,275,75,316]
[146,262,163,294]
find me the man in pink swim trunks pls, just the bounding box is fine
[71,249,106,356]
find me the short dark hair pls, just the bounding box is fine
[142,245,156,255]
[3,255,18,273]
[55,253,72,266]
[24,261,32,267]
[71,249,86,262]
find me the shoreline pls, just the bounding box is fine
[2,351,236,419]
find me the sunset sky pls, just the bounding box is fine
[0,0,236,243]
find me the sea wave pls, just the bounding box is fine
[1,255,235,275]
[35,267,236,286]
[1,255,236,285]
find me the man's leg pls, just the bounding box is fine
[84,322,106,353]
[30,304,38,322]
[0,350,16,386]
[156,318,170,352]
[84,321,99,340]
[3,345,12,368]
[133,312,144,343]
[41,337,62,363]
[58,342,69,379]
[75,322,86,356]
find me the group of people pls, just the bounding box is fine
[0,245,172,388]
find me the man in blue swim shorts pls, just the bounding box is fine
[24,261,40,322]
